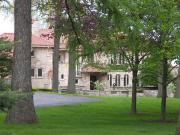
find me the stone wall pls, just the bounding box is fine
[76,89,159,97]
[143,90,158,97]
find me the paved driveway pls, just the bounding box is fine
[33,92,99,107]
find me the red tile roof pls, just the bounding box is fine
[34,29,67,49]
[0,29,67,49]
[0,33,14,42]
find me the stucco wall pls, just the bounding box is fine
[31,47,52,89]
[31,47,70,89]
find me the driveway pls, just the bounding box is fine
[33,92,99,107]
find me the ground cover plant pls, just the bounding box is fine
[0,96,180,135]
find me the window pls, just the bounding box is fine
[38,68,43,77]
[31,50,34,57]
[59,54,65,63]
[110,58,114,64]
[124,74,129,86]
[118,75,121,86]
[108,53,127,65]
[61,34,65,44]
[61,74,64,79]
[76,63,81,76]
[31,69,35,77]
[108,74,112,87]
[75,79,78,84]
[115,74,121,86]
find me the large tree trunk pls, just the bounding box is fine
[52,2,61,92]
[161,57,168,121]
[67,50,76,93]
[6,0,37,123]
[175,66,180,98]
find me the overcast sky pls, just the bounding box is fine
[0,12,14,34]
[0,12,47,34]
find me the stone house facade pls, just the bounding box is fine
[0,29,133,92]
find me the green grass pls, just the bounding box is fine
[0,96,180,135]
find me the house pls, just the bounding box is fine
[0,29,133,94]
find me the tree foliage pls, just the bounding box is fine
[94,0,180,117]
[0,39,12,78]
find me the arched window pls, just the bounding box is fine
[115,74,121,87]
[124,74,129,86]
[76,62,81,76]
[108,74,112,87]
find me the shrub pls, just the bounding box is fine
[94,81,104,91]
[32,88,39,92]
[167,82,176,94]
[0,79,11,92]
[32,88,53,92]
[0,91,32,112]
[39,88,53,92]
[0,80,31,112]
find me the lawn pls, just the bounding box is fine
[0,96,180,135]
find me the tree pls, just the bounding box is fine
[174,39,180,98]
[34,0,62,91]
[64,0,101,93]
[0,39,12,78]
[52,0,61,92]
[139,55,159,86]
[64,0,145,113]
[64,0,77,93]
[34,0,76,92]
[96,0,153,114]
[6,0,37,123]
[0,0,13,12]
[175,1,180,133]
[67,39,76,93]
[35,0,101,93]
[175,65,180,98]
[95,0,179,118]
[143,0,179,121]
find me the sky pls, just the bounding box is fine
[0,13,14,34]
[0,12,47,34]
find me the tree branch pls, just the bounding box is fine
[65,0,81,45]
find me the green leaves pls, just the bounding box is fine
[0,80,33,112]
[0,91,33,112]
[0,40,12,78]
